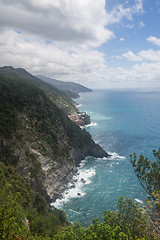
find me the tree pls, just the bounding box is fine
[130,149,160,198]
[53,198,152,239]
[130,149,160,238]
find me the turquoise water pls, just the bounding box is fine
[53,90,160,226]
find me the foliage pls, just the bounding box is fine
[53,197,153,240]
[0,66,78,115]
[130,149,160,238]
[0,162,68,239]
[0,145,19,166]
[130,149,160,197]
[62,90,80,99]
[0,160,154,239]
[0,193,30,240]
[0,67,155,239]
[0,67,93,162]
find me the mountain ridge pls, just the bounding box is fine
[0,66,109,203]
[0,66,78,114]
[36,74,92,98]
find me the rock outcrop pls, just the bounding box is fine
[15,140,109,202]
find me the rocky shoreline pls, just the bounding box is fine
[14,133,109,204]
[0,64,110,204]
[41,112,110,202]
[36,143,110,203]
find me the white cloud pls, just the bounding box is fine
[1,28,160,89]
[120,38,125,41]
[0,0,114,48]
[0,0,144,48]
[100,62,160,88]
[134,0,144,14]
[130,62,160,83]
[121,49,160,62]
[139,49,160,61]
[3,0,158,89]
[126,24,134,29]
[0,29,107,86]
[139,21,145,28]
[122,51,142,61]
[147,36,160,47]
[105,0,143,25]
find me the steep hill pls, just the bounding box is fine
[0,66,109,203]
[0,162,69,238]
[0,66,77,115]
[0,66,153,240]
[36,75,92,98]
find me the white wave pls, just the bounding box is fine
[135,198,143,204]
[87,122,98,127]
[97,152,125,162]
[77,104,82,107]
[107,152,126,160]
[80,122,98,129]
[68,209,79,214]
[52,160,96,208]
[79,158,88,168]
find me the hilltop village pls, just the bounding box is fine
[68,111,91,126]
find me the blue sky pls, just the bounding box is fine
[0,0,160,89]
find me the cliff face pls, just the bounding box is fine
[0,66,109,202]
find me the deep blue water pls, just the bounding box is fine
[53,90,160,226]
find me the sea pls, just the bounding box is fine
[53,89,160,226]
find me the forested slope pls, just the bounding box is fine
[0,66,108,201]
[36,74,92,98]
[0,66,158,239]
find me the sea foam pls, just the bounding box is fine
[85,122,98,127]
[107,152,126,160]
[98,152,126,161]
[80,122,98,129]
[52,158,96,209]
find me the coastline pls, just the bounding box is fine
[52,157,96,208]
[48,138,110,203]
[50,95,110,204]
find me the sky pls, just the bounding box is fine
[0,0,160,89]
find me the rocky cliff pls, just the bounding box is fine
[0,66,109,203]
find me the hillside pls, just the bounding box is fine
[0,66,78,115]
[0,66,109,202]
[36,75,92,98]
[0,162,69,238]
[0,66,156,239]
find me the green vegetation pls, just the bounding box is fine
[62,90,80,99]
[130,149,160,238]
[0,67,93,167]
[53,197,153,240]
[0,66,93,147]
[36,74,92,97]
[130,149,160,197]
[0,66,107,238]
[0,167,154,240]
[0,162,68,239]
[0,66,78,115]
[0,66,159,239]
